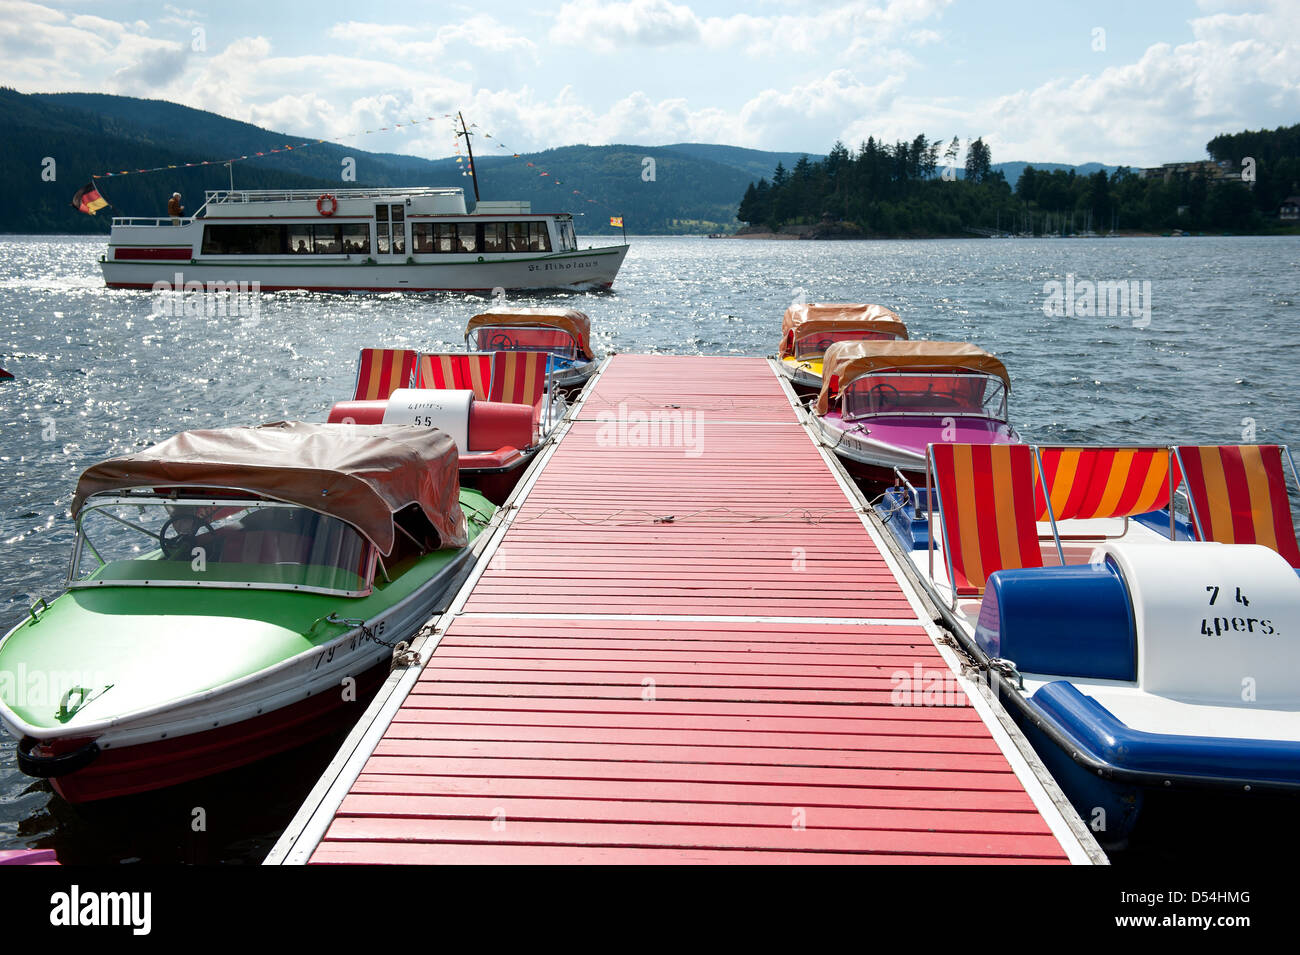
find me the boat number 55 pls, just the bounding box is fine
[1201,585,1275,637]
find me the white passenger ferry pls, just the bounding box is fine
[100,187,628,292]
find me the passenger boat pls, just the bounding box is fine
[875,441,1300,845]
[330,345,565,504]
[0,421,494,802]
[808,340,1017,484]
[465,307,599,391]
[776,303,906,392]
[100,187,628,292]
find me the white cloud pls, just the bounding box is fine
[550,0,701,51]
[0,0,1296,170]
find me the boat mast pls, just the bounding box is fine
[457,111,481,203]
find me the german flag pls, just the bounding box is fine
[71,181,109,216]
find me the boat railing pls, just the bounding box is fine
[111,216,198,227]
[203,187,463,205]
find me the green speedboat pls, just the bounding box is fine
[0,421,493,802]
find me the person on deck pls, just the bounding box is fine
[168,193,184,225]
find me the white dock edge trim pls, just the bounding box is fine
[264,357,612,865]
[769,358,1108,866]
[455,612,925,624]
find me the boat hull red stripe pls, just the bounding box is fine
[106,282,615,292]
[44,664,387,803]
[112,247,193,261]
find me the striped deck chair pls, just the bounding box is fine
[352,348,417,401]
[416,353,493,399]
[927,443,1046,601]
[1033,446,1180,536]
[1174,445,1300,568]
[488,350,551,406]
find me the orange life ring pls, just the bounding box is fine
[316,194,338,216]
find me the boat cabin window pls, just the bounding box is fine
[202,223,369,255]
[794,329,900,359]
[70,498,375,596]
[479,221,551,253]
[556,220,577,252]
[482,222,508,253]
[841,372,1008,421]
[513,222,551,252]
[413,222,478,253]
[201,224,282,255]
[376,204,405,254]
[468,325,578,358]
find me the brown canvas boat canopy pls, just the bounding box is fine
[466,308,594,360]
[815,340,1011,415]
[779,303,905,357]
[71,421,467,556]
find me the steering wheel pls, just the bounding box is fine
[486,332,516,350]
[158,514,215,560]
[869,383,901,409]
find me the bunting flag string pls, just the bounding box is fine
[90,112,465,180]
[465,120,625,227]
[89,110,626,230]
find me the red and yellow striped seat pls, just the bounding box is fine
[352,348,417,401]
[488,350,550,406]
[416,353,493,399]
[1175,445,1300,568]
[929,443,1043,596]
[1033,446,1179,522]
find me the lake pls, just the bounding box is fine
[1,233,1297,862]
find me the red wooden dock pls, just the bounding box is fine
[269,355,1099,864]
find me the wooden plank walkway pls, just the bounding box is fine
[269,355,1098,864]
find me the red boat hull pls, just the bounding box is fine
[39,663,389,804]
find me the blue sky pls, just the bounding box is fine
[3,0,1297,166]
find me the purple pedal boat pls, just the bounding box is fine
[808,340,1018,484]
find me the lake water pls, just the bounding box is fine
[0,233,1297,863]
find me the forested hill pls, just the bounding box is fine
[0,88,814,235]
[737,126,1300,237]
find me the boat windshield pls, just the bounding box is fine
[842,372,1007,421]
[794,329,899,359]
[69,497,374,596]
[468,325,579,360]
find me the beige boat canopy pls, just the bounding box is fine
[71,421,468,556]
[466,308,594,360]
[779,303,906,358]
[815,340,1011,415]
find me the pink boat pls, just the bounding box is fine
[0,848,58,865]
[808,340,1018,484]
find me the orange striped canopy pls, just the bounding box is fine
[467,308,594,360]
[1176,445,1300,568]
[778,303,906,358]
[930,443,1043,596]
[488,351,550,406]
[353,348,417,401]
[416,353,493,399]
[1033,447,1179,521]
[815,341,1010,415]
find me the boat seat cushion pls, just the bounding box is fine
[975,562,1136,681]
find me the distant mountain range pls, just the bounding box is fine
[1,88,1123,235]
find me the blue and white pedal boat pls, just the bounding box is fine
[875,442,1300,845]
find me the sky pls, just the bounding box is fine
[2,0,1298,167]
